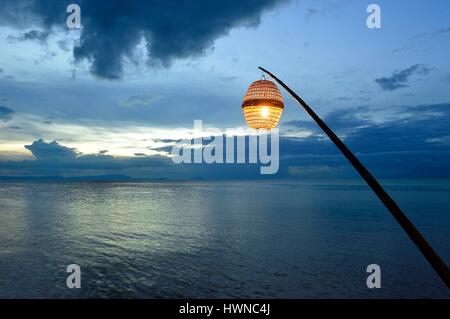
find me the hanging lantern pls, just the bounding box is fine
[242,79,284,129]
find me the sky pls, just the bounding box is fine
[0,0,450,179]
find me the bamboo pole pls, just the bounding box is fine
[259,66,450,289]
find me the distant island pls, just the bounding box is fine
[0,175,134,181]
[0,175,206,182]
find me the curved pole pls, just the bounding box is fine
[259,66,450,289]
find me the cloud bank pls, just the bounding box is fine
[1,103,450,179]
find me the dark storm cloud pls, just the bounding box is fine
[0,0,286,79]
[0,105,14,121]
[375,64,432,91]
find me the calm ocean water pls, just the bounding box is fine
[0,180,449,298]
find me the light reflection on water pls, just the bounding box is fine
[0,180,449,298]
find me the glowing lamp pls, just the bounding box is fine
[242,79,284,129]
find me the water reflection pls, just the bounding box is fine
[0,180,449,298]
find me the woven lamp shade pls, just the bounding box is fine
[242,79,284,129]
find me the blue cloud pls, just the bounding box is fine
[25,139,78,160]
[0,105,14,121]
[8,29,50,44]
[375,64,432,91]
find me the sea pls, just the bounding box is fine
[0,180,449,298]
